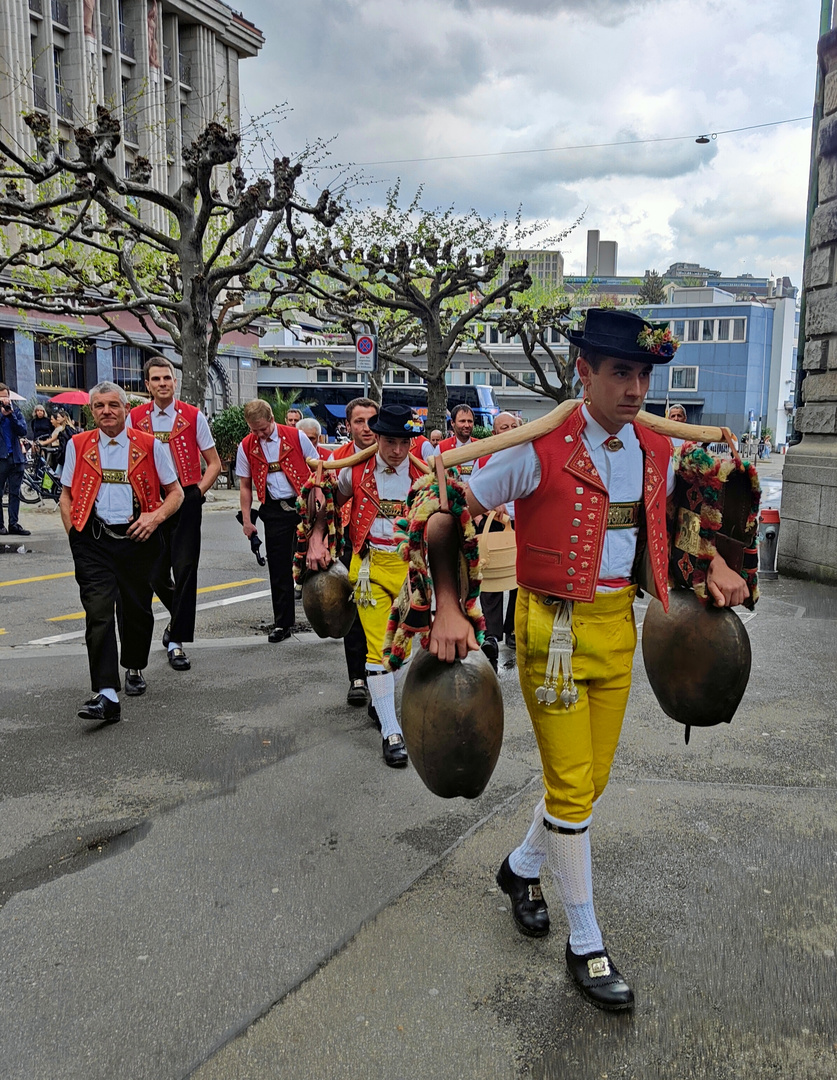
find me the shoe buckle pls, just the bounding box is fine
[587,956,611,979]
[527,884,543,903]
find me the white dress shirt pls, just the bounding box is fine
[338,453,412,549]
[62,429,178,524]
[469,406,674,589]
[235,426,316,499]
[127,401,214,476]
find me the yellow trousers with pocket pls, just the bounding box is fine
[348,550,410,668]
[516,585,638,826]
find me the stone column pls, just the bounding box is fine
[779,27,837,582]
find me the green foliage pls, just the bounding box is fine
[472,425,492,440]
[262,387,316,424]
[209,405,249,463]
[637,270,667,306]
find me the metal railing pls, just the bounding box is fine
[162,44,173,78]
[123,116,139,145]
[178,53,191,86]
[32,73,48,111]
[55,85,73,122]
[120,23,135,58]
[51,0,68,26]
[28,0,43,15]
[100,11,113,49]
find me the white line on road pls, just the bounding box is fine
[23,589,274,646]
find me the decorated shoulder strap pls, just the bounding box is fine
[383,467,485,671]
[293,466,344,583]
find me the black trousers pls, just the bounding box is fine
[151,484,203,643]
[482,588,518,640]
[0,459,24,527]
[69,518,160,692]
[340,544,368,683]
[259,496,300,629]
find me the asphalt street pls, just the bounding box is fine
[2,453,835,1080]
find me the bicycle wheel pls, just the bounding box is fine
[18,475,43,503]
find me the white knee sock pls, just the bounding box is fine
[367,670,401,740]
[509,796,548,879]
[546,825,604,956]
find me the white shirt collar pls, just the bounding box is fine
[455,436,472,447]
[376,452,409,474]
[154,400,175,418]
[581,405,631,451]
[262,425,280,444]
[99,428,128,448]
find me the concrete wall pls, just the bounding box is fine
[779,27,837,582]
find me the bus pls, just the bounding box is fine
[265,384,500,436]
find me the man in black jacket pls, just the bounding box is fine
[0,383,30,536]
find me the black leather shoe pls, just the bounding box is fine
[168,647,191,671]
[504,632,516,650]
[565,941,634,1011]
[481,636,499,672]
[268,626,292,643]
[368,702,381,731]
[0,525,7,535]
[125,669,147,696]
[382,733,408,767]
[347,679,370,707]
[9,523,30,536]
[78,695,121,723]
[162,623,172,648]
[496,855,550,937]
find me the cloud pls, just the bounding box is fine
[450,0,656,24]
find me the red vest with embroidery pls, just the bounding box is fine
[240,424,310,503]
[438,434,477,475]
[69,428,163,531]
[348,456,425,554]
[130,399,203,487]
[514,407,670,609]
[332,440,363,528]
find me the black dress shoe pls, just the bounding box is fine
[481,636,499,672]
[78,695,121,723]
[9,523,30,536]
[382,733,408,767]
[347,679,370,707]
[368,702,381,730]
[565,940,634,1011]
[125,669,147,696]
[162,623,172,648]
[504,632,516,650]
[0,525,7,535]
[167,647,191,671]
[268,626,292,643]
[496,855,550,937]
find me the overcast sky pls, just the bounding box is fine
[237,0,821,287]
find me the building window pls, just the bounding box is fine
[702,319,714,342]
[316,368,329,382]
[408,371,422,384]
[718,319,730,341]
[688,320,700,342]
[331,369,343,382]
[489,327,499,344]
[733,318,746,341]
[521,371,536,386]
[472,371,486,385]
[673,320,685,340]
[391,369,405,383]
[34,337,85,389]
[669,366,698,391]
[489,372,503,387]
[111,345,145,393]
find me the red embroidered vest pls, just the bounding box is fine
[514,407,671,609]
[240,424,310,502]
[70,428,163,531]
[332,440,363,529]
[438,434,477,475]
[348,455,425,554]
[130,400,203,487]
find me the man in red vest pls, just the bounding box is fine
[60,382,183,723]
[427,309,747,1011]
[128,357,221,672]
[236,399,316,642]
[328,397,378,707]
[436,403,478,474]
[309,404,425,768]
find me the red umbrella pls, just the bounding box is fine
[49,390,90,405]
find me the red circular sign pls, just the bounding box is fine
[357,335,374,355]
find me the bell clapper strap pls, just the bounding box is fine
[536,600,578,708]
[353,551,376,607]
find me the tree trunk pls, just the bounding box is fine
[178,321,209,406]
[424,330,448,432]
[178,241,211,406]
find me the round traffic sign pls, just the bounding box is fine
[357,335,374,355]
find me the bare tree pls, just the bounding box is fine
[0,109,341,403]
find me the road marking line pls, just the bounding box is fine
[47,578,267,621]
[27,588,273,644]
[0,571,75,588]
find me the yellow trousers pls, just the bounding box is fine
[348,550,410,668]
[516,585,638,826]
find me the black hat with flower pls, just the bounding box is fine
[564,307,680,364]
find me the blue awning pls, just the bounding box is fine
[324,403,347,418]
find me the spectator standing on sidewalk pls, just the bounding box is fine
[0,383,30,537]
[29,405,52,443]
